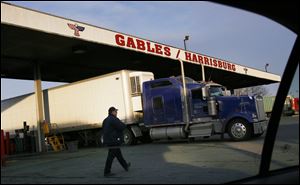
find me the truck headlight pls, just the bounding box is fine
[252,113,257,119]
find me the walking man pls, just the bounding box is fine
[103,107,131,177]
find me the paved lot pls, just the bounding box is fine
[1,116,298,184]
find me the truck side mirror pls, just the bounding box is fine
[202,87,209,100]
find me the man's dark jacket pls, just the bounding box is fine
[102,114,126,146]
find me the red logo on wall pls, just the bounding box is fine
[67,23,85,37]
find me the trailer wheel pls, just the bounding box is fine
[123,128,137,145]
[228,119,251,141]
[95,131,104,147]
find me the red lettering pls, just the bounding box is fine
[185,52,191,61]
[192,54,198,63]
[116,34,173,57]
[155,44,163,54]
[126,37,136,49]
[223,62,227,69]
[228,64,232,70]
[204,57,209,65]
[209,58,213,66]
[218,60,222,68]
[164,47,171,56]
[136,39,146,50]
[213,59,218,67]
[146,42,155,52]
[232,64,236,71]
[115,34,125,46]
[198,55,203,64]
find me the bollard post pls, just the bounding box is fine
[23,121,27,152]
[1,130,6,167]
[5,132,10,155]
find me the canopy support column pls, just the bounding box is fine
[34,63,45,152]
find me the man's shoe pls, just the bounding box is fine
[104,172,115,177]
[125,162,131,171]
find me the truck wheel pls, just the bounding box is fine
[228,119,251,141]
[123,128,137,145]
[95,131,104,147]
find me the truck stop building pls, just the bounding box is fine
[1,2,280,152]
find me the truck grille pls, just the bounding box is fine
[255,96,266,121]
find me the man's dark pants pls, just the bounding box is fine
[104,147,128,174]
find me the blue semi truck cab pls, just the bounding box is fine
[141,76,267,141]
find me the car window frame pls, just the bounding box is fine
[258,37,299,176]
[216,1,299,183]
[225,35,299,185]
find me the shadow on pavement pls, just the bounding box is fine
[1,143,252,184]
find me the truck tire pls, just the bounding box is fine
[123,128,137,145]
[227,119,251,141]
[95,131,104,147]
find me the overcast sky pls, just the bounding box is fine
[1,1,298,100]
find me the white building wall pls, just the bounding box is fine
[1,94,37,134]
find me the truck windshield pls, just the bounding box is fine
[209,86,224,96]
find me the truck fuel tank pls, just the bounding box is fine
[150,126,186,140]
[207,96,217,116]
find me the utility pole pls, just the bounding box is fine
[265,63,269,72]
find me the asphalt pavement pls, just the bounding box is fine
[1,115,298,184]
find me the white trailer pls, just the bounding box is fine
[1,70,154,146]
